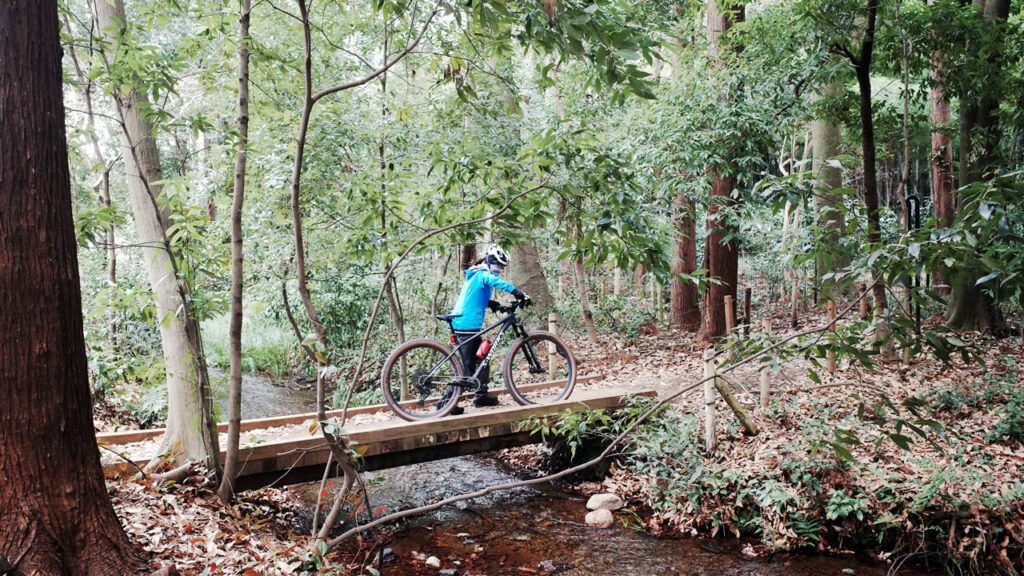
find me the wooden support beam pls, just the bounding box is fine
[101,387,651,487]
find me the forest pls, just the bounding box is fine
[1,0,1023,574]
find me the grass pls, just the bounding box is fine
[201,311,297,379]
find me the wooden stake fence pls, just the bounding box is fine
[702,349,716,453]
[702,347,760,453]
[760,318,771,408]
[724,295,736,360]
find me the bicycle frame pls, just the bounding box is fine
[433,306,532,391]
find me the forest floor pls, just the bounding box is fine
[94,306,1024,575]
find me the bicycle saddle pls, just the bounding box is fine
[435,313,462,321]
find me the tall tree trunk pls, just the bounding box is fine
[94,0,221,470]
[0,2,148,573]
[509,242,557,320]
[811,83,846,296]
[701,0,743,341]
[669,194,700,331]
[218,0,251,504]
[947,0,1010,332]
[702,172,739,340]
[928,0,954,295]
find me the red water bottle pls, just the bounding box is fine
[476,337,491,358]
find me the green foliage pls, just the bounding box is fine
[126,381,169,428]
[201,312,296,378]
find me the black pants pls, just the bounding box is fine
[455,333,490,399]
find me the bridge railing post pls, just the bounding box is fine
[548,313,559,376]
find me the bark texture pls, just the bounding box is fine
[0,2,144,573]
[702,172,739,340]
[811,83,846,294]
[509,242,557,328]
[669,195,700,331]
[95,0,221,469]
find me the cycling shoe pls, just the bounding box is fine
[473,395,499,407]
[446,406,465,416]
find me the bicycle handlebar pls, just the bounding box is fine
[497,298,533,315]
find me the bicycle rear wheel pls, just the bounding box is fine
[503,330,576,405]
[381,339,462,420]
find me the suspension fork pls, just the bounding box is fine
[512,320,546,374]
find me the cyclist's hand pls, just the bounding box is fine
[487,300,501,313]
[519,294,534,308]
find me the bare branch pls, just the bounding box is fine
[310,4,441,104]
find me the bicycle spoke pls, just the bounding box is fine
[382,340,462,420]
[504,332,575,405]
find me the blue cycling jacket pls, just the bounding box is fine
[450,264,518,331]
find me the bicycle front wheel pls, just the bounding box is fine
[503,330,576,405]
[381,339,462,421]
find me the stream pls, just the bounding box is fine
[226,371,935,576]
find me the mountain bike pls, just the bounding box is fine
[380,300,577,421]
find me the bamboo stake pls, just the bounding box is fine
[724,295,736,359]
[703,349,716,453]
[655,282,663,321]
[743,287,752,338]
[858,282,870,319]
[760,318,771,408]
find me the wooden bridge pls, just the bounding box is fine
[98,376,655,490]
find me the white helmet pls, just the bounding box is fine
[484,245,511,267]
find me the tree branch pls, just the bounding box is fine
[310,4,441,104]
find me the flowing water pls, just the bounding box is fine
[209,368,318,419]
[232,371,934,576]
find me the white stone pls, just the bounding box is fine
[425,556,442,568]
[585,508,614,528]
[586,493,624,511]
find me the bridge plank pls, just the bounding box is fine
[102,386,654,488]
[96,373,607,445]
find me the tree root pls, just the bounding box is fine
[141,462,193,485]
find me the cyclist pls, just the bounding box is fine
[443,245,532,415]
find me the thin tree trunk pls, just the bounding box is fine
[64,16,117,291]
[573,222,600,344]
[218,0,251,504]
[847,0,895,361]
[94,0,221,470]
[0,2,150,572]
[290,0,329,351]
[669,194,700,331]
